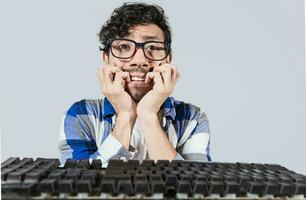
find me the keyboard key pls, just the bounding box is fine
[224,180,240,194]
[2,168,15,181]
[264,181,280,195]
[279,182,295,195]
[242,181,264,195]
[210,174,223,182]
[177,180,192,194]
[81,169,98,184]
[265,164,287,171]
[117,179,133,195]
[149,174,163,183]
[76,179,93,193]
[64,159,76,169]
[103,174,131,187]
[6,170,27,182]
[209,181,224,195]
[2,182,38,196]
[48,169,66,179]
[135,180,150,194]
[164,173,178,187]
[1,157,20,169]
[38,178,57,193]
[19,158,34,166]
[134,174,147,182]
[193,180,208,195]
[155,160,170,168]
[126,159,140,167]
[295,182,306,195]
[194,174,209,182]
[100,179,116,194]
[58,179,75,193]
[37,159,60,172]
[76,159,90,169]
[91,159,102,169]
[141,160,155,168]
[24,169,47,182]
[237,162,254,171]
[179,174,193,183]
[108,159,124,168]
[151,180,166,193]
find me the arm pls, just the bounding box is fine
[60,63,137,164]
[138,106,211,161]
[137,63,182,160]
[138,113,178,160]
[58,100,135,166]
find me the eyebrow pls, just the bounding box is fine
[126,32,162,41]
[142,35,161,41]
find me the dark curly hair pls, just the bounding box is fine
[98,2,172,54]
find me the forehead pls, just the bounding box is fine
[126,24,164,41]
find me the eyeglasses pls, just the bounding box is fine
[105,39,170,61]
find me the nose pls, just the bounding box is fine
[129,47,149,68]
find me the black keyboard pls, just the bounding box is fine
[1,157,306,199]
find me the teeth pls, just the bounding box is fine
[131,76,144,81]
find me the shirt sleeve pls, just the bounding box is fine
[58,100,132,166]
[175,106,211,162]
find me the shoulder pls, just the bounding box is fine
[66,98,104,118]
[170,97,208,121]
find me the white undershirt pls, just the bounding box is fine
[129,118,148,162]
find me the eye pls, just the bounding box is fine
[118,44,130,50]
[146,44,164,51]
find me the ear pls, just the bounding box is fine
[166,53,172,63]
[102,51,110,64]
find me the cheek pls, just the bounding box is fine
[110,61,126,69]
[148,61,163,70]
[109,56,128,68]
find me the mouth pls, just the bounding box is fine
[131,76,145,82]
[129,73,147,84]
[130,72,146,82]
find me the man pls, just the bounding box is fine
[59,3,211,165]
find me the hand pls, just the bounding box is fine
[97,64,137,116]
[137,64,180,116]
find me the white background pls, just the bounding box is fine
[1,0,305,174]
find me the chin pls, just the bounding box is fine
[126,86,151,103]
[131,94,144,103]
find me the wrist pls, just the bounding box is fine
[112,112,136,149]
[117,111,137,122]
[138,112,159,124]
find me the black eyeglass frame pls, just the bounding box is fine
[101,38,171,61]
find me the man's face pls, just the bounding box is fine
[103,24,172,102]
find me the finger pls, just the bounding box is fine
[154,65,174,86]
[104,66,121,83]
[162,66,172,87]
[161,64,178,83]
[113,71,125,87]
[97,65,110,87]
[97,67,104,83]
[121,72,131,83]
[153,66,165,84]
[171,66,179,82]
[152,71,163,87]
[145,72,154,83]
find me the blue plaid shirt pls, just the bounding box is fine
[59,97,211,166]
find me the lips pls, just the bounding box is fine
[131,76,145,81]
[129,73,146,82]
